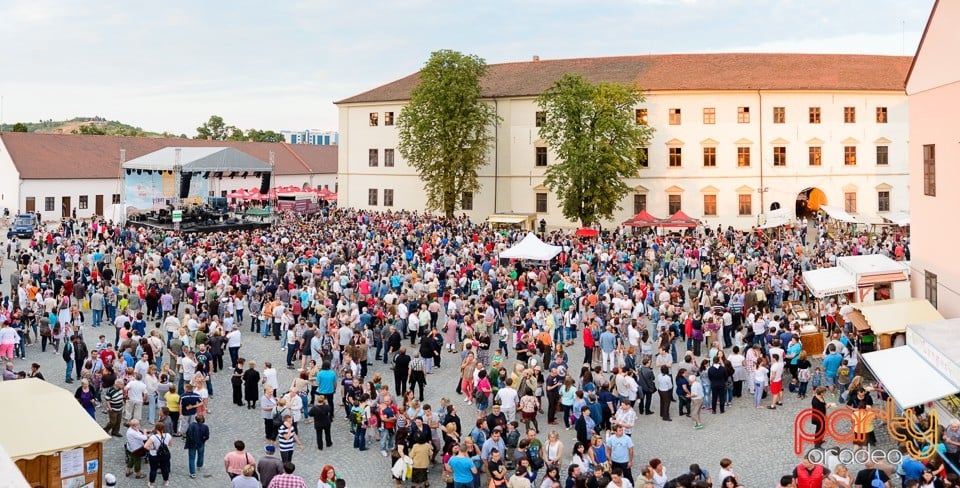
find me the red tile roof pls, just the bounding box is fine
[0,133,336,180]
[336,53,912,104]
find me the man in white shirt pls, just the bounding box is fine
[769,353,784,409]
[615,370,639,407]
[123,372,148,424]
[494,378,520,422]
[612,401,637,436]
[177,349,198,394]
[262,362,279,392]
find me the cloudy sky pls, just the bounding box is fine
[0,0,934,136]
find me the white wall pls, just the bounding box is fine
[339,89,909,228]
[21,179,123,222]
[0,137,22,215]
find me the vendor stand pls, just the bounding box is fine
[0,379,110,488]
[487,213,536,232]
[849,297,944,350]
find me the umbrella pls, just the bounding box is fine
[575,227,599,237]
[226,189,248,199]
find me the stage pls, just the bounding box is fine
[126,214,273,233]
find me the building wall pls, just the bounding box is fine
[908,73,960,319]
[21,179,124,222]
[0,138,22,215]
[338,89,908,228]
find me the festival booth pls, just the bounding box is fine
[848,298,944,350]
[757,207,794,230]
[487,213,537,232]
[0,379,110,488]
[499,233,562,262]
[622,210,661,228]
[658,210,699,229]
[803,255,910,305]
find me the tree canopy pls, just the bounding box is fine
[11,122,28,132]
[397,50,500,217]
[194,115,284,142]
[536,74,655,227]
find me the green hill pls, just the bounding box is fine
[1,117,183,138]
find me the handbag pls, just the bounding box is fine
[131,447,148,458]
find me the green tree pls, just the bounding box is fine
[195,115,233,140]
[73,124,107,135]
[11,122,28,132]
[536,74,655,227]
[397,49,500,217]
[246,129,285,143]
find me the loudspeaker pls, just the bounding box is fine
[260,173,271,194]
[179,173,193,198]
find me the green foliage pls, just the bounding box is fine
[536,74,655,226]
[11,117,160,136]
[195,115,233,140]
[246,129,286,143]
[11,122,28,132]
[397,49,500,217]
[72,124,108,135]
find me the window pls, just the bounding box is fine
[79,195,88,209]
[369,112,379,126]
[368,148,379,167]
[461,192,474,211]
[702,108,715,124]
[535,111,546,127]
[221,190,228,198]
[876,146,888,166]
[368,188,378,206]
[636,147,648,168]
[844,146,857,166]
[702,147,716,167]
[773,146,787,167]
[112,194,120,204]
[633,194,647,214]
[668,108,681,125]
[876,107,888,123]
[738,194,752,216]
[384,148,395,167]
[878,191,890,212]
[773,107,786,124]
[737,106,750,124]
[384,112,394,126]
[703,194,717,216]
[535,147,548,167]
[925,271,938,309]
[737,147,751,167]
[924,144,936,196]
[844,192,857,213]
[635,109,648,125]
[843,106,856,123]
[383,189,394,207]
[668,147,682,167]
[45,197,54,211]
[809,146,822,166]
[535,193,548,213]
[668,195,681,215]
[809,107,821,124]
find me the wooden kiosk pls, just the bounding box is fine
[0,379,110,488]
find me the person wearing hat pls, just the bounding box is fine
[256,445,283,488]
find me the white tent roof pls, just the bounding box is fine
[122,147,273,173]
[0,379,110,460]
[863,346,959,408]
[499,233,562,261]
[837,254,909,277]
[802,267,857,298]
[820,204,857,223]
[853,298,944,335]
[884,211,911,226]
[758,208,794,229]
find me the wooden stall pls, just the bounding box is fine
[0,379,110,488]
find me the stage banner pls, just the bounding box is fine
[124,171,208,214]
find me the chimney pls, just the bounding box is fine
[120,149,126,163]
[532,55,540,62]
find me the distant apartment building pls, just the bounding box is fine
[907,0,959,319]
[282,129,339,145]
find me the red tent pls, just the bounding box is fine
[623,210,661,227]
[226,189,248,199]
[575,227,599,237]
[659,210,700,228]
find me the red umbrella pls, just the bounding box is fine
[226,189,248,199]
[575,227,599,237]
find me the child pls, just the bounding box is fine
[797,364,811,399]
[810,367,825,391]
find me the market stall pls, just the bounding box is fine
[0,379,110,488]
[487,213,537,231]
[849,297,944,350]
[499,232,562,261]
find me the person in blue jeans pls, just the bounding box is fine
[184,415,210,479]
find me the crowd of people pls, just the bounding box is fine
[0,207,926,488]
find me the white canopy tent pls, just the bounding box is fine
[862,346,959,409]
[758,207,794,229]
[122,147,274,173]
[819,204,858,223]
[802,267,857,298]
[499,233,562,261]
[883,211,911,227]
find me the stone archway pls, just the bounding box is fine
[796,187,827,218]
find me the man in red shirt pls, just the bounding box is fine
[99,343,117,366]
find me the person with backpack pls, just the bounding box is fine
[145,422,173,487]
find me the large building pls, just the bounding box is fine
[336,53,911,228]
[281,129,339,145]
[907,0,959,319]
[0,133,337,221]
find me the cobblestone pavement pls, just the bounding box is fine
[3,261,896,487]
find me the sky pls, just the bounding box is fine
[0,0,935,136]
